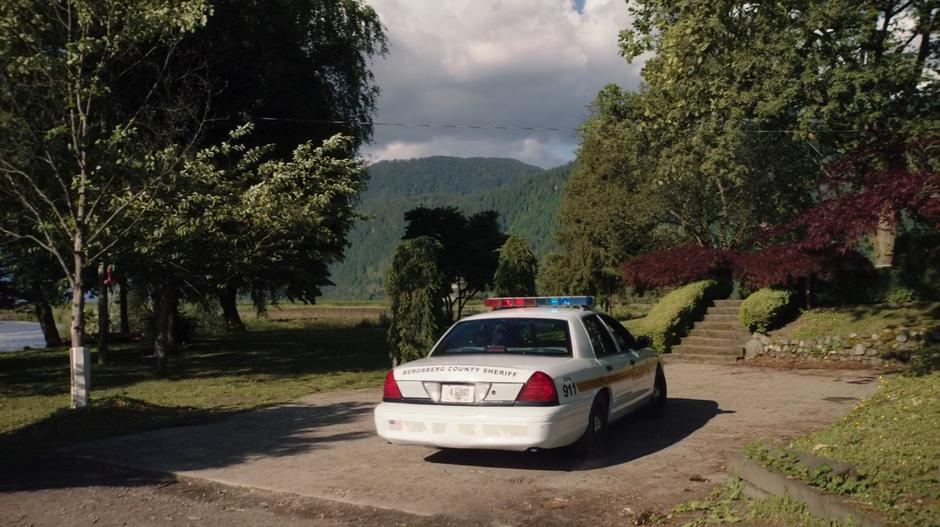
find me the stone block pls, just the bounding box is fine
[744,339,764,359]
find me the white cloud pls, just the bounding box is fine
[367,134,573,168]
[362,0,644,168]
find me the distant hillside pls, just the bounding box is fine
[323,156,572,299]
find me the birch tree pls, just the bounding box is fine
[0,0,209,407]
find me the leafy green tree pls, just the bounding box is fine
[493,235,538,296]
[617,2,823,250]
[619,0,939,260]
[550,87,675,303]
[185,0,387,151]
[402,207,507,320]
[124,126,367,374]
[171,0,387,324]
[536,252,573,296]
[385,236,446,365]
[0,0,210,406]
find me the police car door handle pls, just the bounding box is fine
[630,359,635,366]
[606,365,613,372]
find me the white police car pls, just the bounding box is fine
[374,296,666,454]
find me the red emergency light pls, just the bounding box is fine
[484,297,537,308]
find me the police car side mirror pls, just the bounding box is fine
[636,336,653,349]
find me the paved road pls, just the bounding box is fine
[0,320,45,352]
[50,363,880,526]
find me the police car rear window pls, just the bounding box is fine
[432,318,572,357]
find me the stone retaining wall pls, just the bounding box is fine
[743,327,935,366]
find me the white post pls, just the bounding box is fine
[70,346,90,408]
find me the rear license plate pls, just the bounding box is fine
[441,384,474,403]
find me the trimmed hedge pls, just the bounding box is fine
[739,288,792,333]
[623,279,731,353]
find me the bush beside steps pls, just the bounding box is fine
[739,288,794,333]
[624,279,732,354]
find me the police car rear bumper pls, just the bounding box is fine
[373,400,590,451]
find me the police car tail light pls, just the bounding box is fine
[515,371,559,406]
[383,370,403,401]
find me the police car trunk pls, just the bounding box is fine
[374,298,594,451]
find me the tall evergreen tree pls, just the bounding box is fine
[493,236,538,297]
[385,236,446,365]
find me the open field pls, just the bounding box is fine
[0,305,391,457]
[238,303,390,329]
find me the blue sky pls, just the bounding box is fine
[362,0,644,168]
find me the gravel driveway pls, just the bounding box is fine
[2,363,879,526]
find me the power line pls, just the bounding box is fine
[256,116,939,134]
[256,117,578,133]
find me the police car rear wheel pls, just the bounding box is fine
[573,394,608,457]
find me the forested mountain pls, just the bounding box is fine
[324,157,572,299]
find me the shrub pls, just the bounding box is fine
[739,288,793,333]
[864,266,931,305]
[908,345,940,377]
[608,304,633,320]
[623,279,731,353]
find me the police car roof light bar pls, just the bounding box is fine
[483,296,594,309]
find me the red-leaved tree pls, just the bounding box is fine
[621,244,732,291]
[621,138,939,298]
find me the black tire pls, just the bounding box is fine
[642,365,667,418]
[573,393,609,457]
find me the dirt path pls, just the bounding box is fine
[1,363,879,526]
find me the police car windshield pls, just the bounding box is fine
[432,318,572,357]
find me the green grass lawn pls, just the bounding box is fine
[773,303,939,341]
[741,372,940,527]
[786,372,940,526]
[0,306,390,457]
[677,373,940,527]
[670,477,850,527]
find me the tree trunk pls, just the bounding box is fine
[874,208,897,268]
[804,274,814,310]
[153,284,178,376]
[70,268,85,348]
[218,283,245,331]
[97,262,109,365]
[35,299,63,347]
[69,246,89,408]
[170,308,181,354]
[119,276,130,334]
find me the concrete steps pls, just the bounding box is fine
[694,328,751,339]
[667,299,749,364]
[673,342,742,354]
[662,353,742,365]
